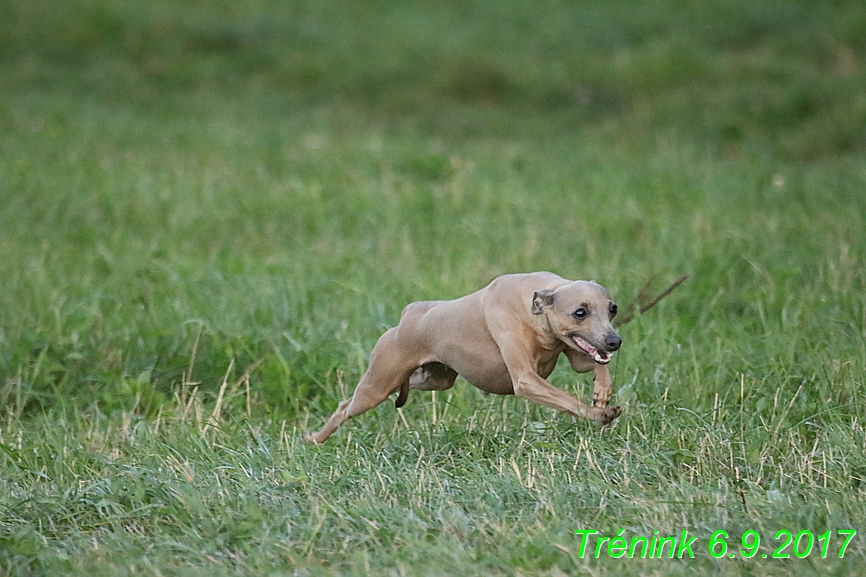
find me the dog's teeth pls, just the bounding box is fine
[593,350,612,364]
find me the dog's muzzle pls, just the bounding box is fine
[570,334,616,364]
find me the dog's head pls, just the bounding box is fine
[530,280,621,364]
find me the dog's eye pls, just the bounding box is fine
[572,308,588,320]
[609,303,618,317]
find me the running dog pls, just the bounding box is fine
[305,272,626,444]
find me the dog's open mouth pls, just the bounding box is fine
[570,334,612,364]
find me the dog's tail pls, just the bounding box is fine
[395,380,409,408]
[614,273,689,327]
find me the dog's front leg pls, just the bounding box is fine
[496,338,620,424]
[591,364,613,408]
[564,348,615,409]
[513,371,620,424]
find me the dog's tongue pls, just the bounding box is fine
[572,335,611,364]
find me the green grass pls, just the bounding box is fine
[1,0,865,574]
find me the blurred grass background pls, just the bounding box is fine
[1,0,865,574]
[1,0,863,418]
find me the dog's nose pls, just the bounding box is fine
[605,334,622,351]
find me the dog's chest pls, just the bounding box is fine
[535,350,562,379]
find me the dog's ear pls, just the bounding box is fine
[531,289,556,314]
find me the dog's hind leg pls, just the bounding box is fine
[304,328,418,444]
[409,362,457,391]
[394,362,457,408]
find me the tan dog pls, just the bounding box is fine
[305,272,624,444]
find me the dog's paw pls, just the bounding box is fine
[592,397,610,408]
[603,405,622,423]
[592,405,621,424]
[301,432,321,445]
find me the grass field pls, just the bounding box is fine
[2,0,866,574]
